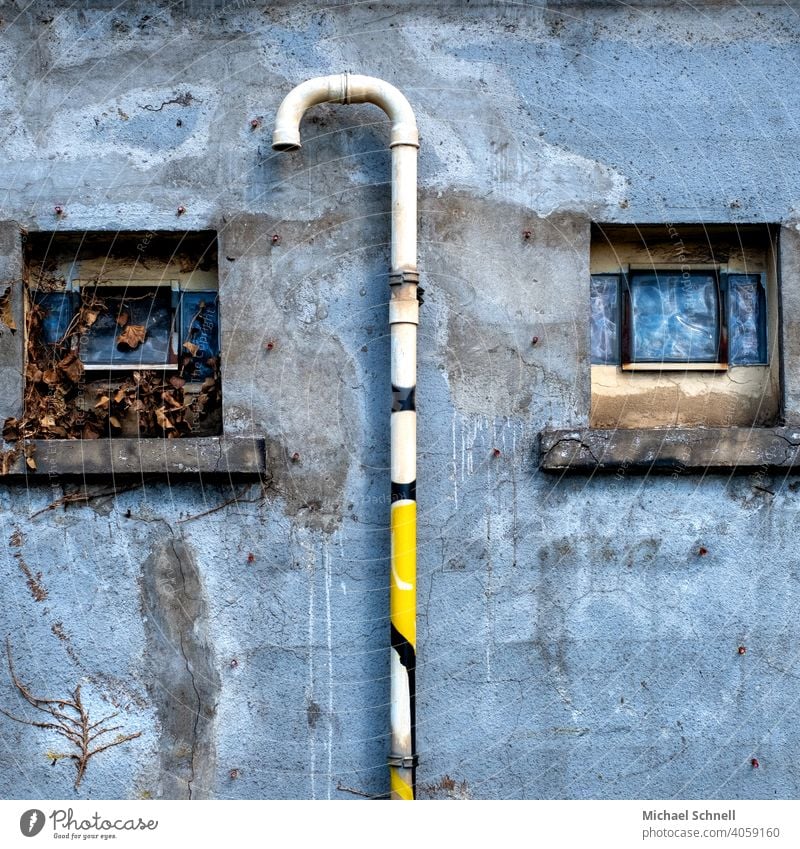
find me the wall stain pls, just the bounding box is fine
[140,538,220,799]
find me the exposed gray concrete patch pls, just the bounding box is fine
[430,198,589,419]
[0,222,23,423]
[539,426,800,472]
[0,437,268,479]
[139,538,220,799]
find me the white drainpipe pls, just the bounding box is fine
[273,74,420,800]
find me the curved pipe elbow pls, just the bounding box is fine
[272,73,419,151]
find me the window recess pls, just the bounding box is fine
[7,230,223,441]
[588,223,779,430]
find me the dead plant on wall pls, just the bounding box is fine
[0,638,141,789]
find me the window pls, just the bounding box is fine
[7,230,222,441]
[33,280,220,377]
[591,269,768,369]
[589,224,779,429]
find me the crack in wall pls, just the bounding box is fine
[170,538,203,800]
[140,537,220,799]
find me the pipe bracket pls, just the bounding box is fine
[387,753,420,769]
[389,270,419,286]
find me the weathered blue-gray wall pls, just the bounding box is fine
[1,0,799,799]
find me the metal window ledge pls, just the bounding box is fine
[0,437,267,481]
[539,427,800,473]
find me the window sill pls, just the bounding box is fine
[539,426,800,473]
[0,437,267,480]
[619,362,729,372]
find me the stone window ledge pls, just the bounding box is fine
[0,437,267,480]
[539,427,800,473]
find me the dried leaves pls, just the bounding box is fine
[2,286,222,443]
[0,285,16,333]
[57,351,83,384]
[116,324,146,351]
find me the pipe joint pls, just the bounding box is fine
[388,753,420,769]
[389,270,420,286]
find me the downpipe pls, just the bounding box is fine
[272,73,420,800]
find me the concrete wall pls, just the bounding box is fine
[1,0,800,799]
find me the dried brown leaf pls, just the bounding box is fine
[0,286,16,333]
[3,418,19,442]
[56,352,83,384]
[116,325,146,351]
[155,408,175,430]
[162,393,182,410]
[183,341,199,357]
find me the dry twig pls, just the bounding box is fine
[0,638,141,788]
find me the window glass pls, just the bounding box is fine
[590,275,619,364]
[630,272,718,362]
[80,288,175,369]
[33,291,77,346]
[179,291,220,380]
[728,274,767,365]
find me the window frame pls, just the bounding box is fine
[591,264,769,371]
[30,276,221,380]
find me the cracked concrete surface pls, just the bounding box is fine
[139,538,219,800]
[1,0,800,801]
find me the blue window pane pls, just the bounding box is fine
[630,272,718,362]
[728,274,767,365]
[590,275,619,364]
[80,288,175,368]
[33,292,76,345]
[179,291,220,380]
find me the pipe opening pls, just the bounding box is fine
[272,141,301,152]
